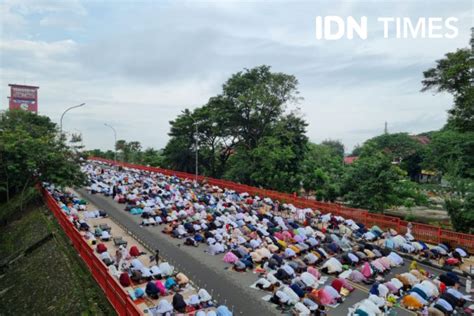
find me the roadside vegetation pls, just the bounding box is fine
[0,195,115,315]
[0,110,113,314]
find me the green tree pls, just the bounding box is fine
[361,133,426,180]
[423,130,474,178]
[321,139,345,158]
[224,113,308,192]
[163,65,305,185]
[351,144,362,156]
[163,109,197,173]
[445,194,474,233]
[115,139,128,161]
[341,150,403,212]
[222,65,300,150]
[141,148,164,167]
[301,142,343,201]
[69,133,84,154]
[421,45,473,132]
[127,141,142,163]
[86,149,115,160]
[0,110,85,205]
[115,139,142,163]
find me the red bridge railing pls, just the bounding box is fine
[40,186,142,316]
[89,157,474,253]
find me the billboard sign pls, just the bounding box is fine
[9,84,39,113]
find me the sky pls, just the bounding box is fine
[0,0,472,152]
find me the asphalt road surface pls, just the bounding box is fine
[77,188,467,316]
[78,188,278,315]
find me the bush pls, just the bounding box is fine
[445,194,474,233]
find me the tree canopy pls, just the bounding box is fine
[340,150,403,211]
[163,65,306,192]
[357,133,426,180]
[421,47,473,132]
[301,142,343,201]
[0,110,85,203]
[87,141,164,168]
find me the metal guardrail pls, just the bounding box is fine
[40,187,142,316]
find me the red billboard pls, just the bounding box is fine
[9,84,39,113]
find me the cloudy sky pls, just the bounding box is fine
[1,0,472,152]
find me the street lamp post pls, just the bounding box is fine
[195,122,198,182]
[190,118,199,182]
[60,103,85,134]
[104,123,117,162]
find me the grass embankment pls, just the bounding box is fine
[0,191,115,315]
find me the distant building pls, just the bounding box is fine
[410,135,431,145]
[344,156,359,164]
[418,169,440,183]
[8,84,39,113]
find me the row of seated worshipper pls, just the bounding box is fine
[116,257,176,286]
[46,186,116,256]
[348,268,471,315]
[267,279,347,312]
[82,161,469,279]
[48,185,87,213]
[317,211,471,270]
[82,165,469,291]
[129,287,215,314]
[349,272,425,315]
[383,232,470,265]
[82,163,474,316]
[82,163,412,274]
[403,270,470,315]
[82,163,457,289]
[47,183,228,316]
[83,166,393,273]
[384,266,468,314]
[148,302,231,316]
[330,251,405,285]
[243,241,370,313]
[51,187,107,234]
[82,165,359,314]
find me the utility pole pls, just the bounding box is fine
[104,123,117,162]
[195,122,199,182]
[59,103,85,134]
[190,117,199,182]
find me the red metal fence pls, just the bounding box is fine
[90,157,474,253]
[40,186,142,316]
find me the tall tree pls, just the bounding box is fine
[321,139,345,158]
[141,148,164,167]
[163,65,304,183]
[423,130,474,179]
[222,65,300,149]
[301,142,344,201]
[225,112,308,192]
[163,109,197,173]
[361,133,425,180]
[0,110,85,204]
[421,43,473,132]
[341,149,403,212]
[115,139,142,163]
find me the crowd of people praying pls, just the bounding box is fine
[81,161,472,315]
[46,184,232,316]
